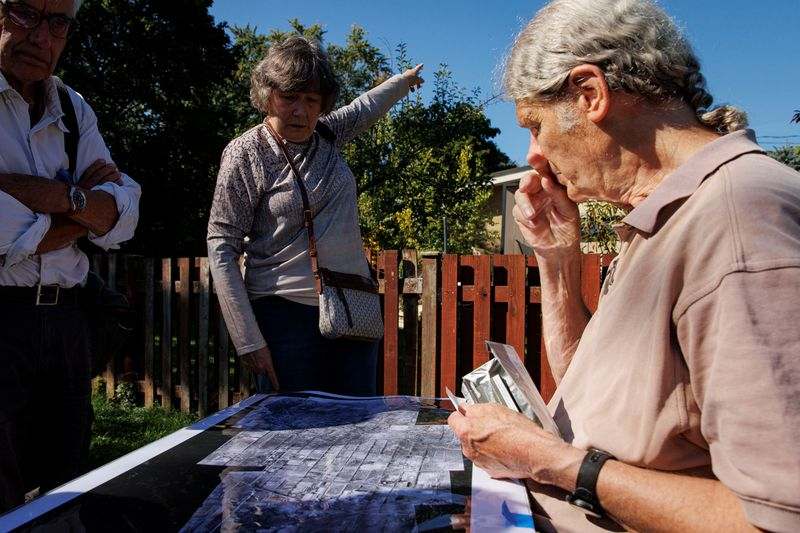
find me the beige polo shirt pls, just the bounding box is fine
[532,130,800,532]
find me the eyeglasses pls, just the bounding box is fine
[0,1,76,39]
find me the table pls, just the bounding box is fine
[0,392,534,532]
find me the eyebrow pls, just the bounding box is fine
[517,107,542,128]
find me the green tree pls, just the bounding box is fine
[58,0,237,255]
[350,60,512,252]
[580,201,624,254]
[769,146,800,172]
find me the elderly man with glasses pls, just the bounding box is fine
[0,0,140,513]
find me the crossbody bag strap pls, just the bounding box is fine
[261,122,323,294]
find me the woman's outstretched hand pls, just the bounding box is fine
[403,64,425,92]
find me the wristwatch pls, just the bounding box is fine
[67,185,87,214]
[566,448,615,518]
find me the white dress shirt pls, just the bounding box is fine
[0,73,141,288]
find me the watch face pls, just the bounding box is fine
[72,188,87,212]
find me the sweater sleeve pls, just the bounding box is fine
[207,145,266,355]
[321,74,410,147]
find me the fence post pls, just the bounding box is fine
[440,254,458,396]
[143,259,155,407]
[381,250,399,395]
[461,255,491,368]
[217,298,230,410]
[420,254,438,398]
[581,254,602,313]
[177,258,191,412]
[400,249,419,395]
[493,255,527,359]
[103,254,117,397]
[197,257,210,417]
[527,256,557,403]
[161,258,172,410]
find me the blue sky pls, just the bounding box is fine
[210,0,800,166]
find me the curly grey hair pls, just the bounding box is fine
[250,35,340,116]
[503,0,747,134]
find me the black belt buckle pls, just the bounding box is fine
[36,284,60,306]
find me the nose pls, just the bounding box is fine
[526,131,547,169]
[28,19,53,49]
[291,101,305,118]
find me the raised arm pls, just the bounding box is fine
[322,64,424,146]
[513,169,589,383]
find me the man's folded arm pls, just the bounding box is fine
[36,215,88,254]
[0,171,139,246]
[84,174,141,249]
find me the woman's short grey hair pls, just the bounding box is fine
[503,0,747,134]
[250,35,340,116]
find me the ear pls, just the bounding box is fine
[568,64,610,124]
[265,90,276,116]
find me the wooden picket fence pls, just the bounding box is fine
[91,251,614,416]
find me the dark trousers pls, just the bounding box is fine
[0,302,92,514]
[252,296,379,396]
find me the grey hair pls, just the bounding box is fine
[250,35,340,116]
[503,0,747,134]
[73,0,83,14]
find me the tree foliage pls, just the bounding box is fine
[580,202,624,254]
[58,0,237,255]
[769,145,800,172]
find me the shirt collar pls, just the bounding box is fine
[0,71,69,132]
[621,129,765,234]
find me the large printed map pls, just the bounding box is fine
[182,394,469,532]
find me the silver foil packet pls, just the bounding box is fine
[460,341,560,436]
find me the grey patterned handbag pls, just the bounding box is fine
[264,123,384,341]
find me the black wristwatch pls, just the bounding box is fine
[566,448,615,518]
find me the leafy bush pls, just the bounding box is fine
[581,201,625,254]
[769,146,800,172]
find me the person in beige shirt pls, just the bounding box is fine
[448,1,800,531]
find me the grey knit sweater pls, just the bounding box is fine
[208,75,409,354]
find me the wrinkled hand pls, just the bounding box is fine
[402,63,425,93]
[78,159,123,189]
[241,345,280,391]
[448,403,580,487]
[512,166,581,260]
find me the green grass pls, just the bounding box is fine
[87,393,197,471]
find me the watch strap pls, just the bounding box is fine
[566,448,615,518]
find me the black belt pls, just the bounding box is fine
[0,284,82,306]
